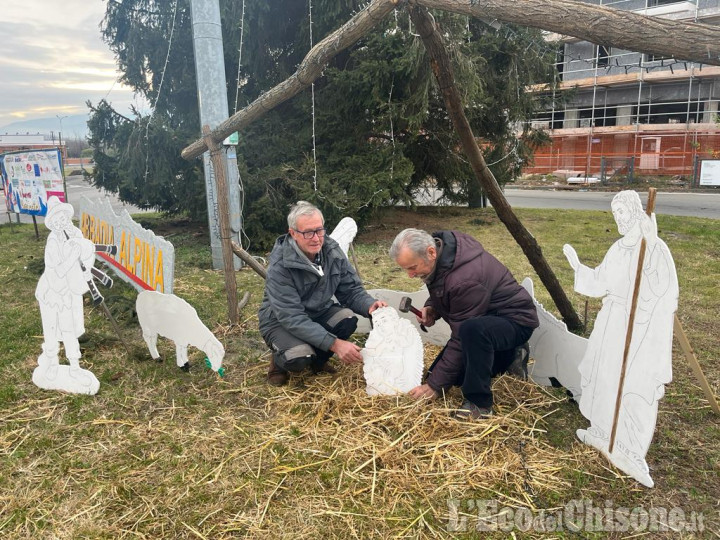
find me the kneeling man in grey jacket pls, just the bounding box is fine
[259,201,386,386]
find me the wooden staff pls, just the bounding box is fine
[608,188,656,454]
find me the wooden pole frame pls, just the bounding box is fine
[202,126,239,325]
[673,316,720,415]
[407,1,583,331]
[179,0,720,331]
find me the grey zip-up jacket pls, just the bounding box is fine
[258,234,374,351]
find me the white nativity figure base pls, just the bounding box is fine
[136,291,226,375]
[362,306,424,396]
[521,277,587,401]
[564,189,679,488]
[33,362,100,395]
[356,287,451,347]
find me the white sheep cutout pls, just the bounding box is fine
[136,290,226,376]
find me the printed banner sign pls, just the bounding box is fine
[699,159,720,187]
[77,196,175,294]
[0,149,65,215]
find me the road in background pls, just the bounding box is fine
[413,185,720,219]
[4,177,719,225]
[503,188,720,219]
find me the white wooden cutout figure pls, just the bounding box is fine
[362,306,423,396]
[521,277,587,400]
[136,290,225,375]
[563,190,678,488]
[329,216,358,257]
[34,197,101,395]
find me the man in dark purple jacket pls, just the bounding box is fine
[390,228,538,419]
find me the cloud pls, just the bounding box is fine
[0,0,139,127]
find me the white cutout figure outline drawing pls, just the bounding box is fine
[563,190,678,488]
[521,277,587,400]
[329,216,358,257]
[136,290,225,373]
[33,196,100,395]
[362,306,423,396]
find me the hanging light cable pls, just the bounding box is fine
[309,0,318,191]
[144,0,179,184]
[233,0,246,115]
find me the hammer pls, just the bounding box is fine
[398,296,428,332]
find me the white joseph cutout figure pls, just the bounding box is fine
[362,306,423,396]
[33,196,100,395]
[563,190,678,488]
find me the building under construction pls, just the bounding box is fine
[526,0,720,181]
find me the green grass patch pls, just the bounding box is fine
[0,207,717,538]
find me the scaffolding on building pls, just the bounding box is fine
[525,0,720,179]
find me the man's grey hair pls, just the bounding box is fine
[611,190,644,220]
[287,201,324,229]
[389,228,435,260]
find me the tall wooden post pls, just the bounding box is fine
[407,2,583,331]
[203,126,239,325]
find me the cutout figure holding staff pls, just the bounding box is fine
[563,190,678,487]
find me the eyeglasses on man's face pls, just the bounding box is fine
[293,227,326,239]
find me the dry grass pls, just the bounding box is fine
[0,206,717,538]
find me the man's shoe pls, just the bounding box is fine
[453,400,493,420]
[267,356,288,386]
[507,342,530,381]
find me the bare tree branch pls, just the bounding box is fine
[408,1,583,330]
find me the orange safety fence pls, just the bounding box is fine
[523,129,720,178]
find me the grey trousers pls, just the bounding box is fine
[263,305,358,372]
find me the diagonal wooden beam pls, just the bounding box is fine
[182,0,399,161]
[416,0,720,66]
[408,1,583,330]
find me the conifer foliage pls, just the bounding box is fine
[89,0,558,247]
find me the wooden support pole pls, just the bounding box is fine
[407,2,583,331]
[673,315,720,415]
[609,188,657,453]
[349,242,362,281]
[202,126,239,325]
[231,241,267,279]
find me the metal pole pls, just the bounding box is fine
[189,0,242,270]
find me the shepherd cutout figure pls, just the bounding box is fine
[33,197,113,395]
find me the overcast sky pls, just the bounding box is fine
[0,0,144,128]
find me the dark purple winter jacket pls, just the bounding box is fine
[424,231,538,393]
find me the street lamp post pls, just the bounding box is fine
[56,115,69,201]
[56,114,68,148]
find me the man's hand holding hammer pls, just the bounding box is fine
[416,306,437,328]
[398,296,436,331]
